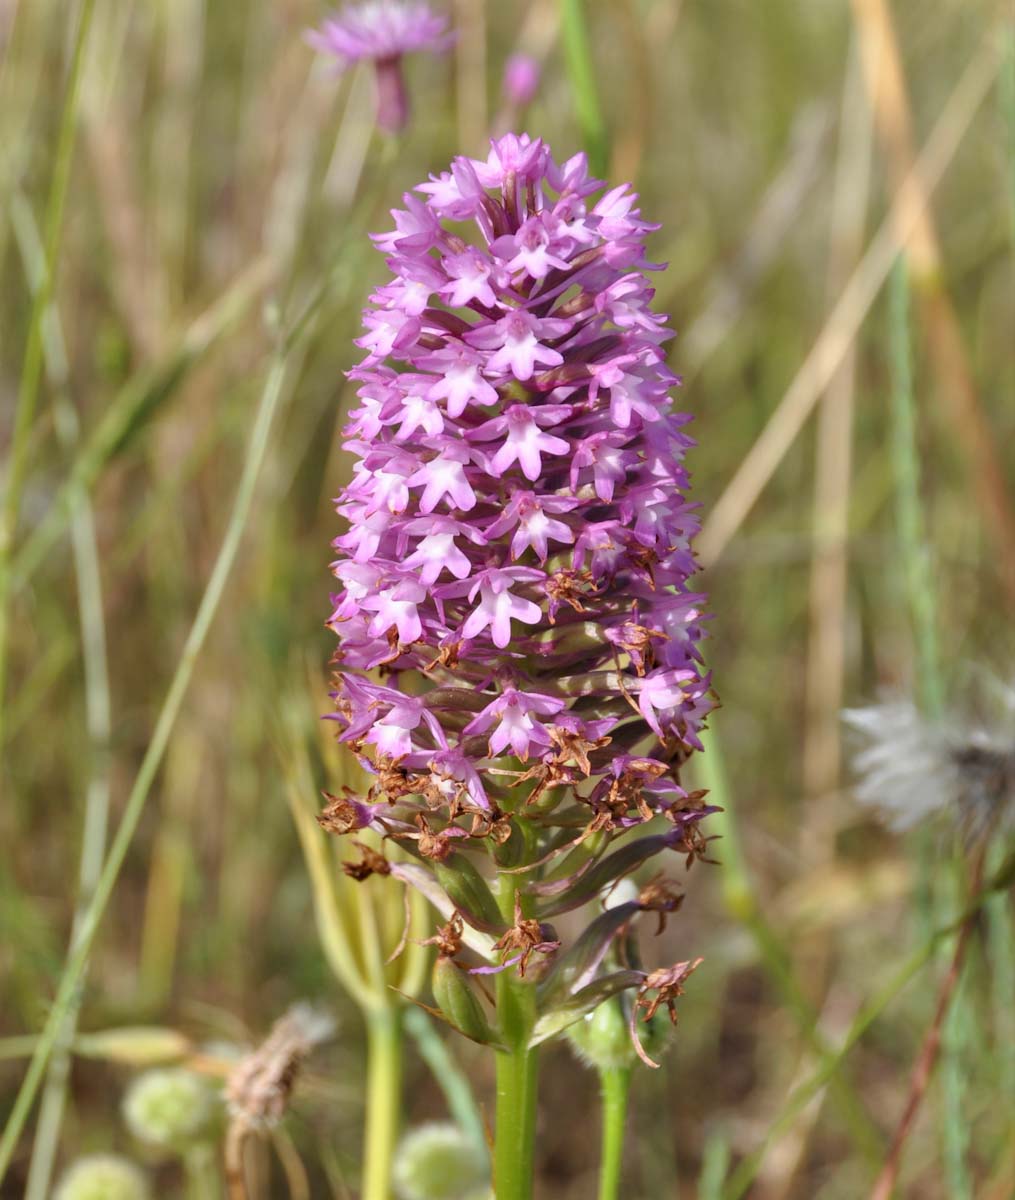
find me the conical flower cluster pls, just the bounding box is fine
[325,134,715,1027]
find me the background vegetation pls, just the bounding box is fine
[1,1,1012,1196]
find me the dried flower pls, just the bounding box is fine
[225,1003,335,1131]
[308,2,453,133]
[844,695,1015,841]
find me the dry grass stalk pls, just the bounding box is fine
[682,105,831,372]
[454,0,487,156]
[868,854,986,1200]
[851,0,1015,608]
[802,38,874,813]
[698,27,1003,570]
[84,98,165,360]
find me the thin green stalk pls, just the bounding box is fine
[11,191,113,1200]
[0,344,293,1185]
[560,0,609,176]
[597,1065,631,1200]
[695,724,884,1163]
[0,0,96,760]
[889,259,971,1197]
[888,261,943,721]
[986,840,1015,1119]
[184,1146,220,1200]
[1000,20,1015,238]
[494,875,540,1200]
[698,1131,731,1200]
[362,1008,403,1200]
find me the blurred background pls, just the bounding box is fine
[1,1,1013,1197]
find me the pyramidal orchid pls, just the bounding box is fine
[323,132,716,1198]
[308,2,453,134]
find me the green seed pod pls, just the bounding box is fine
[432,956,501,1046]
[392,1122,489,1200]
[122,1067,221,1152]
[54,1154,150,1200]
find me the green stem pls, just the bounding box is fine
[404,1007,487,1163]
[493,877,540,1200]
[0,0,96,759]
[597,1066,631,1200]
[888,260,943,720]
[560,0,609,176]
[184,1145,220,1200]
[362,1008,403,1200]
[11,188,113,1200]
[0,349,292,1185]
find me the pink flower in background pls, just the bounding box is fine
[502,54,540,108]
[308,2,453,133]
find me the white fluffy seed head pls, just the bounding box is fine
[844,694,1015,840]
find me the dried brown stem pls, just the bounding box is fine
[869,854,985,1200]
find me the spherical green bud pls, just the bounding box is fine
[567,994,672,1071]
[392,1123,488,1200]
[54,1154,150,1200]
[122,1067,220,1152]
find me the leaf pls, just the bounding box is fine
[529,834,674,917]
[537,902,642,1004]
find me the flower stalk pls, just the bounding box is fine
[597,1064,631,1200]
[493,875,541,1200]
[363,1008,404,1200]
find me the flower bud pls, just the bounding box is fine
[434,857,504,933]
[432,955,501,1046]
[567,994,671,1071]
[502,54,540,107]
[54,1155,150,1200]
[122,1067,221,1151]
[392,1122,489,1200]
